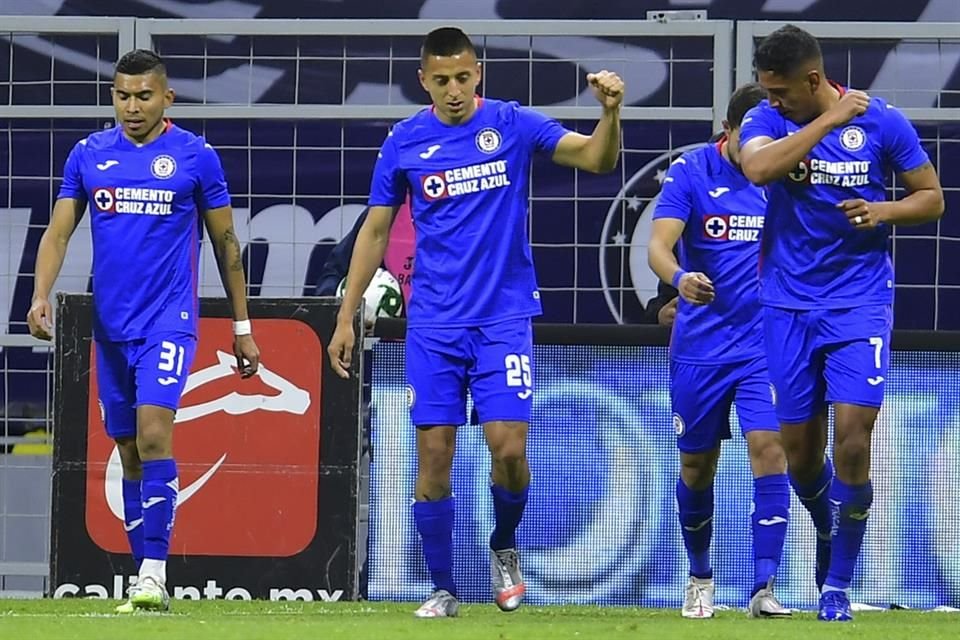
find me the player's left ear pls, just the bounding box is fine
[806,69,822,95]
[475,62,482,85]
[163,87,175,108]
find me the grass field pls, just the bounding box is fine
[0,600,958,640]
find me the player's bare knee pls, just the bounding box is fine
[784,451,821,483]
[489,436,527,468]
[833,426,872,475]
[679,452,716,490]
[135,405,175,459]
[780,429,824,479]
[483,421,529,458]
[115,438,142,478]
[136,421,173,460]
[417,447,455,493]
[747,433,787,476]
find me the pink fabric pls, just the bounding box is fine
[383,196,416,305]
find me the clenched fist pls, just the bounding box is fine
[587,71,625,110]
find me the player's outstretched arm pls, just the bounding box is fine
[840,162,944,230]
[551,71,623,174]
[649,218,715,305]
[741,90,870,185]
[203,206,260,378]
[329,205,398,379]
[27,197,85,341]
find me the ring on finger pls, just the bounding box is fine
[854,215,863,225]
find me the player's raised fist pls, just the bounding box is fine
[827,89,870,127]
[587,71,624,110]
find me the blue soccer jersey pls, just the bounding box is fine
[654,140,767,364]
[58,122,231,341]
[740,88,930,309]
[368,98,570,327]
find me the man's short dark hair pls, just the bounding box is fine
[421,27,476,65]
[115,49,166,76]
[753,24,822,77]
[726,82,767,128]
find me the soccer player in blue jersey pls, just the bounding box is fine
[648,83,791,619]
[739,25,944,621]
[26,50,260,613]
[328,27,623,617]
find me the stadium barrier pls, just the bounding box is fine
[368,319,960,609]
[49,294,363,602]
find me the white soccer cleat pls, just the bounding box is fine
[490,548,526,612]
[682,576,715,619]
[748,577,792,618]
[414,589,460,618]
[129,575,170,612]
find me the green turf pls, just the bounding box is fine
[0,600,957,640]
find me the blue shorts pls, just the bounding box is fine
[763,305,892,423]
[671,355,778,454]
[95,332,198,439]
[406,318,533,427]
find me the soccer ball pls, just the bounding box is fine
[337,268,404,325]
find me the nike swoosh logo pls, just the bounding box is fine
[867,376,885,386]
[124,518,143,532]
[708,187,729,198]
[142,496,166,509]
[758,516,788,526]
[419,144,441,159]
[177,453,226,505]
[849,511,870,521]
[516,389,532,400]
[96,160,119,170]
[157,376,179,386]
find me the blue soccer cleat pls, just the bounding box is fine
[817,590,853,622]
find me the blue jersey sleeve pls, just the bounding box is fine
[517,106,570,155]
[57,140,86,201]
[369,131,406,207]
[881,104,929,173]
[195,143,231,210]
[652,157,694,223]
[739,102,784,147]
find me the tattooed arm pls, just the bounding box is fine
[203,206,260,376]
[203,206,248,315]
